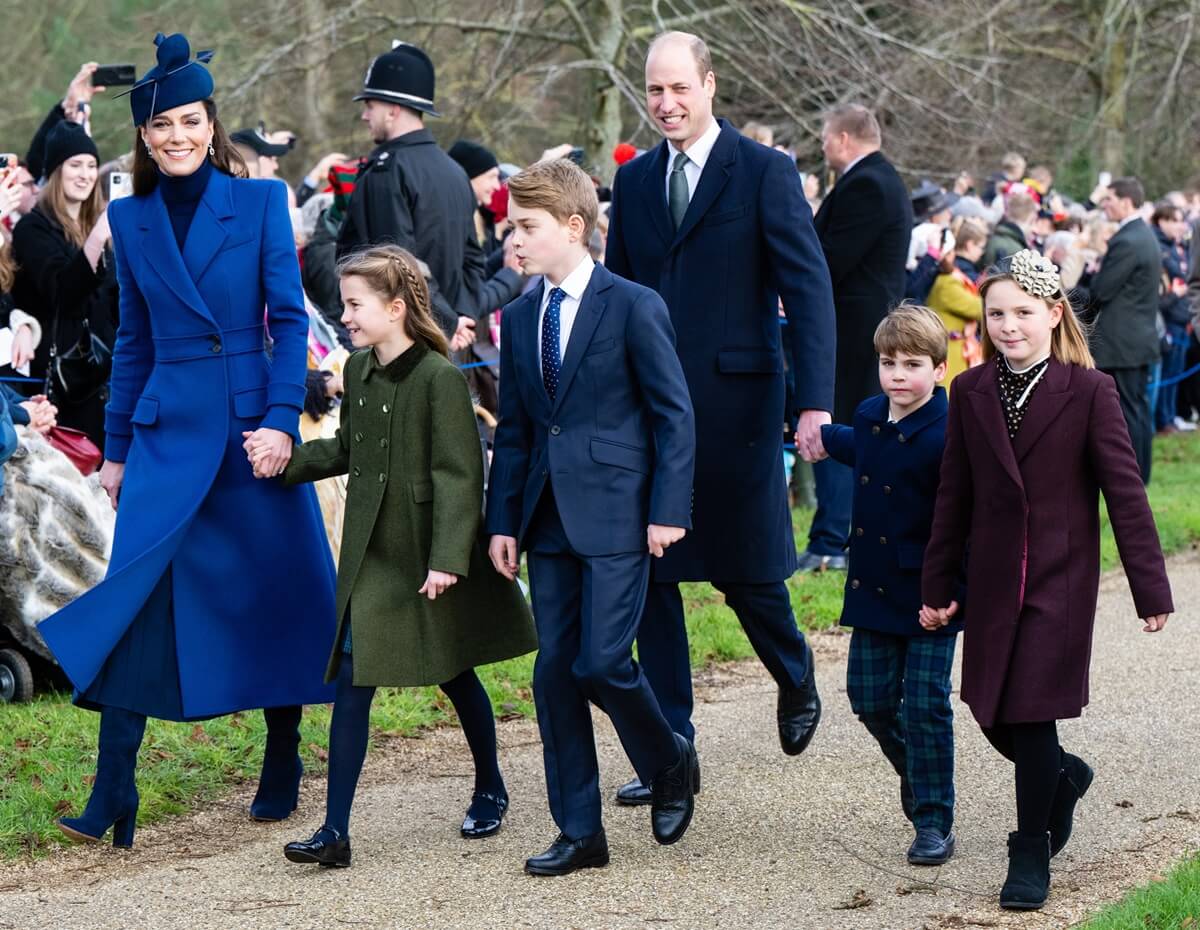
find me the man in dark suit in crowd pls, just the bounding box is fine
[799,105,912,572]
[337,43,523,343]
[605,31,836,804]
[1091,177,1162,483]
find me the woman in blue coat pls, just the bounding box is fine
[40,33,337,848]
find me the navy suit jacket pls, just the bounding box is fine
[606,120,835,582]
[485,263,695,557]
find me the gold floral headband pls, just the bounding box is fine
[1007,249,1062,298]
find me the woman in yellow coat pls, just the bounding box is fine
[927,218,987,384]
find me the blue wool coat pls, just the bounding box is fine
[821,388,963,637]
[39,169,337,719]
[606,120,836,583]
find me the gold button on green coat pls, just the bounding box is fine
[284,344,536,687]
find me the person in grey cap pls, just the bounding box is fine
[337,43,523,343]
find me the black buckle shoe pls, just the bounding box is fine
[524,831,610,876]
[999,831,1050,910]
[284,826,351,868]
[461,792,509,839]
[777,670,822,756]
[907,827,956,865]
[650,734,698,845]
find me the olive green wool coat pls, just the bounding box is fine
[284,344,536,687]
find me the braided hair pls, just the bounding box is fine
[335,245,450,357]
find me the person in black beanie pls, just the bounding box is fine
[11,120,117,449]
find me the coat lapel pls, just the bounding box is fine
[967,362,1024,490]
[551,267,611,412]
[1011,359,1073,462]
[137,190,216,326]
[639,142,674,247]
[181,169,235,285]
[670,121,737,250]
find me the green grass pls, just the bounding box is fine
[1,434,1196,860]
[1079,853,1200,929]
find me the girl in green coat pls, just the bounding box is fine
[251,246,537,868]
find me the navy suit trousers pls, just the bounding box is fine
[526,492,677,839]
[637,579,814,742]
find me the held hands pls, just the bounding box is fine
[418,569,458,601]
[919,601,959,631]
[488,535,519,580]
[795,409,831,463]
[648,524,686,558]
[241,428,294,479]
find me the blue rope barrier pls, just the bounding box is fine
[1147,360,1200,391]
[457,360,498,371]
[0,376,41,385]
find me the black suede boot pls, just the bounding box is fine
[999,831,1050,910]
[1049,753,1093,857]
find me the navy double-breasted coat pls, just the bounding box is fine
[606,121,836,583]
[39,170,337,719]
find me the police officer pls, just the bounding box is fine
[337,43,523,341]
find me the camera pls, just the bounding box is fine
[92,64,137,88]
[108,171,133,201]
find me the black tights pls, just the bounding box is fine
[981,721,1062,835]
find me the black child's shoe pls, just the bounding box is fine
[284,826,351,868]
[906,827,956,865]
[999,831,1050,910]
[524,831,610,876]
[1049,754,1093,857]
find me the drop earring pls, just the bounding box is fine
[145,144,153,157]
[208,143,215,157]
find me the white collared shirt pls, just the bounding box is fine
[1118,213,1141,231]
[538,255,596,364]
[664,118,722,205]
[840,153,869,178]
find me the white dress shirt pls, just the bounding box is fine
[664,118,722,204]
[538,255,596,365]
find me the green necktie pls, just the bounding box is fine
[668,151,690,230]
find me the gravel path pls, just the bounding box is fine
[3,555,1197,930]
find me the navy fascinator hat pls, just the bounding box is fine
[122,33,215,126]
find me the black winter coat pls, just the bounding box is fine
[336,129,523,337]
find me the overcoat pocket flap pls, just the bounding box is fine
[130,395,159,426]
[411,480,434,503]
[717,348,780,374]
[233,387,268,419]
[590,438,650,474]
[896,542,926,570]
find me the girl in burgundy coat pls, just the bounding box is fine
[919,249,1173,912]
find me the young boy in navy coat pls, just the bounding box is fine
[486,159,698,876]
[819,305,963,866]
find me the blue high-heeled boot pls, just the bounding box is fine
[250,705,304,821]
[57,706,146,848]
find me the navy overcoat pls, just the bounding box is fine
[606,120,836,583]
[922,360,1172,727]
[822,389,963,637]
[39,170,337,719]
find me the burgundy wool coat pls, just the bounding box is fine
[922,358,1173,727]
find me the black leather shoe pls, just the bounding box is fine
[651,734,697,846]
[1049,753,1093,857]
[999,831,1050,910]
[616,749,701,806]
[907,827,956,865]
[796,551,848,572]
[461,791,508,839]
[778,669,822,756]
[524,831,610,876]
[284,826,351,868]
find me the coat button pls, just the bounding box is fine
[550,425,561,436]
[871,425,880,435]
[358,398,365,407]
[382,404,390,413]
[876,587,885,595]
[860,475,869,485]
[898,435,907,443]
[354,432,363,442]
[378,473,387,483]
[855,527,864,537]
[883,485,892,495]
[352,467,361,477]
[879,536,887,545]
[850,579,860,589]
[379,438,389,448]
[210,340,222,353]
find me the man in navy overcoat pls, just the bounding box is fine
[605,31,836,802]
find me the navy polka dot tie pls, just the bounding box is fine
[541,286,565,401]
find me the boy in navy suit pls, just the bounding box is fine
[486,159,698,876]
[818,305,963,866]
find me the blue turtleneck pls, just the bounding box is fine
[158,157,214,252]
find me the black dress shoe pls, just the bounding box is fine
[777,670,822,756]
[284,826,351,868]
[1049,753,1093,857]
[907,827,956,865]
[651,734,698,845]
[616,748,700,806]
[461,791,508,839]
[524,831,610,876]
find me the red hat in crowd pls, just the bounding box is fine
[489,183,509,224]
[613,142,637,166]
